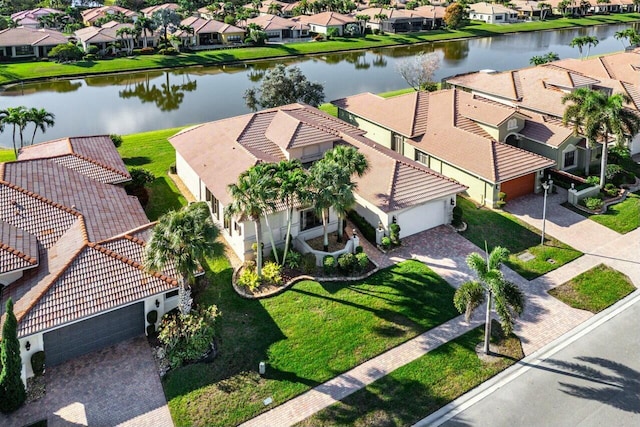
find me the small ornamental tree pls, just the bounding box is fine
[444,2,466,30]
[395,52,441,91]
[48,43,84,62]
[0,298,26,413]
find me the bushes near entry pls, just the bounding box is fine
[452,205,463,227]
[583,196,604,211]
[30,351,45,377]
[323,255,336,275]
[389,223,401,245]
[347,210,376,244]
[262,261,283,286]
[301,253,317,274]
[238,268,260,291]
[337,253,356,273]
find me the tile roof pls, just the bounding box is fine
[177,16,245,36]
[294,11,356,26]
[11,8,62,24]
[74,22,136,44]
[334,89,555,183]
[246,14,310,31]
[141,3,179,16]
[81,6,136,24]
[0,27,68,48]
[0,221,38,274]
[468,1,518,14]
[519,114,575,148]
[18,135,131,184]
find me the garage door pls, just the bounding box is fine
[396,200,446,237]
[44,302,144,367]
[500,173,535,201]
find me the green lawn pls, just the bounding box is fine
[549,264,636,313]
[0,149,15,162]
[296,322,524,427]
[164,259,460,426]
[458,197,582,280]
[566,192,640,234]
[118,127,187,220]
[1,14,638,85]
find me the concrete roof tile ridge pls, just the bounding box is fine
[237,112,280,160]
[0,243,38,266]
[0,179,82,217]
[88,241,178,285]
[489,140,499,182]
[68,152,130,179]
[286,108,343,137]
[598,56,615,79]
[98,222,157,246]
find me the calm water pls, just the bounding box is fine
[0,23,637,146]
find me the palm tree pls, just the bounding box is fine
[267,2,283,16]
[355,14,370,35]
[614,28,640,49]
[570,35,599,59]
[273,160,308,266]
[152,9,182,45]
[27,108,55,145]
[116,27,136,55]
[136,15,157,49]
[227,166,275,277]
[145,202,223,316]
[538,2,551,20]
[322,145,369,239]
[453,247,525,355]
[0,106,28,157]
[563,88,640,188]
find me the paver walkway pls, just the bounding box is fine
[1,337,173,427]
[243,191,640,427]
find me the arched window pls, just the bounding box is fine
[507,118,518,131]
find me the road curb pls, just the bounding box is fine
[413,289,640,427]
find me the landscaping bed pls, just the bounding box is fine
[163,258,460,426]
[457,196,582,280]
[563,191,640,234]
[296,322,524,427]
[549,264,636,313]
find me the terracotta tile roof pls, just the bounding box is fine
[335,89,555,182]
[294,11,356,26]
[357,7,426,21]
[0,27,68,48]
[519,114,575,148]
[0,221,38,274]
[81,6,136,24]
[141,3,179,16]
[468,1,518,14]
[413,5,447,19]
[1,160,148,243]
[18,135,131,184]
[177,16,245,36]
[343,135,467,212]
[246,14,310,31]
[11,8,62,25]
[74,22,136,44]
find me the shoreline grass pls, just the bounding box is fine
[1,14,638,86]
[549,264,636,312]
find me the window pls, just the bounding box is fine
[300,209,322,231]
[223,210,231,231]
[507,118,518,130]
[234,221,242,236]
[15,45,34,56]
[205,187,219,220]
[415,150,429,165]
[165,290,179,299]
[495,15,503,21]
[227,35,241,42]
[391,134,404,155]
[564,150,576,169]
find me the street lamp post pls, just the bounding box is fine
[541,180,553,245]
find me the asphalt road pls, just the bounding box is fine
[441,294,640,427]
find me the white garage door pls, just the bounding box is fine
[396,200,446,238]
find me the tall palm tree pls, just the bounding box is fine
[0,106,28,157]
[274,159,308,266]
[563,88,640,187]
[152,8,182,44]
[227,166,275,277]
[322,145,369,239]
[136,15,157,49]
[267,2,283,15]
[145,202,223,316]
[454,246,525,355]
[538,2,551,20]
[27,108,55,145]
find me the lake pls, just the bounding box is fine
[0,22,637,147]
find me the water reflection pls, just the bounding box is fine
[119,72,198,112]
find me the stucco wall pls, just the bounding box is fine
[337,109,393,148]
[176,152,201,200]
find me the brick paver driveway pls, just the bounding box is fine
[1,336,173,427]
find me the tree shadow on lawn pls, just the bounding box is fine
[123,156,152,166]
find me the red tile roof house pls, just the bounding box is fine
[293,12,357,36]
[170,104,467,261]
[333,89,556,207]
[244,14,311,42]
[81,5,137,26]
[467,2,519,24]
[446,50,640,170]
[10,8,63,29]
[173,16,245,49]
[74,21,147,55]
[0,135,179,385]
[0,27,69,60]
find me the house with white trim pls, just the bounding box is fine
[468,2,519,24]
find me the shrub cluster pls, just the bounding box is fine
[604,183,619,197]
[389,223,401,245]
[262,261,283,286]
[323,255,336,275]
[452,205,463,227]
[301,253,317,274]
[583,196,604,211]
[30,351,45,377]
[347,210,376,244]
[238,268,260,291]
[496,191,507,208]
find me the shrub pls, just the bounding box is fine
[159,47,178,55]
[128,168,155,189]
[0,299,26,412]
[356,252,369,272]
[110,134,123,147]
[301,253,316,274]
[146,324,156,336]
[83,54,97,61]
[132,48,142,55]
[140,47,155,55]
[586,176,600,186]
[347,210,376,244]
[452,205,463,227]
[48,43,84,62]
[606,164,625,181]
[30,351,45,377]
[86,45,99,55]
[146,310,158,324]
[242,260,256,272]
[355,245,363,254]
[238,268,260,291]
[496,191,507,208]
[584,196,604,211]
[262,261,283,286]
[381,236,391,249]
[285,250,302,269]
[338,253,357,274]
[158,306,219,368]
[389,223,401,245]
[314,33,325,41]
[604,183,619,197]
[323,255,336,275]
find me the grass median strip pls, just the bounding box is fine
[549,264,636,313]
[296,322,524,427]
[164,259,460,426]
[458,196,582,280]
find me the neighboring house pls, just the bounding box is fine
[0,135,179,385]
[447,50,640,155]
[10,8,63,29]
[414,5,447,29]
[245,14,310,41]
[510,0,543,20]
[545,0,582,16]
[174,16,245,47]
[356,8,432,33]
[81,6,137,26]
[294,11,356,36]
[333,89,555,206]
[0,27,69,59]
[141,2,180,17]
[468,2,519,24]
[169,103,466,261]
[248,0,301,18]
[74,22,140,54]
